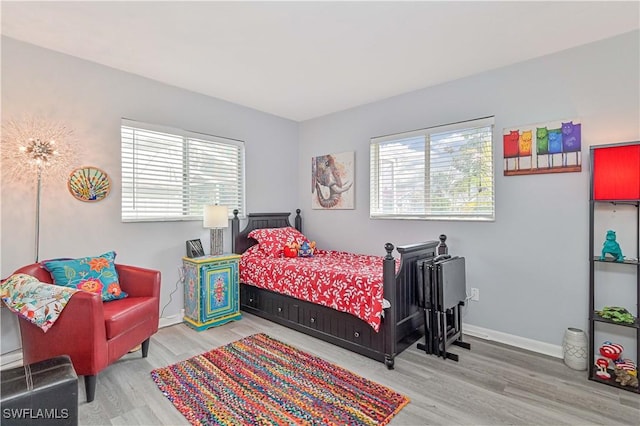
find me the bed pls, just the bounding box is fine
[231,209,440,369]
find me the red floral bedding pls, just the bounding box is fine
[240,245,387,332]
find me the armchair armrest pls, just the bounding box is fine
[6,263,53,284]
[19,291,109,375]
[115,264,161,298]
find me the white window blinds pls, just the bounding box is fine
[370,117,494,221]
[121,119,245,222]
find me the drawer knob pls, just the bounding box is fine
[278,307,282,312]
[310,317,316,323]
[354,331,360,338]
[249,298,253,303]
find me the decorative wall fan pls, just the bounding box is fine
[68,166,111,202]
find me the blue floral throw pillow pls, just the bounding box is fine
[43,251,127,302]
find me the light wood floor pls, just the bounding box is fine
[69,313,640,425]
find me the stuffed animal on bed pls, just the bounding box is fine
[283,240,316,258]
[283,241,299,258]
[298,240,316,257]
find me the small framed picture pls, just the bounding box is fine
[186,239,205,258]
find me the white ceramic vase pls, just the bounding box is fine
[563,327,588,370]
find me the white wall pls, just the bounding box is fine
[297,31,640,351]
[1,37,299,353]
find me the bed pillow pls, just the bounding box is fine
[42,251,127,302]
[248,227,307,257]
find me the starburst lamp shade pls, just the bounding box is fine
[1,116,76,262]
[203,205,229,256]
[2,117,74,182]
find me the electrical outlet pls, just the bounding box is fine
[470,288,480,302]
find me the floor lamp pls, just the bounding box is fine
[203,205,229,256]
[2,117,75,262]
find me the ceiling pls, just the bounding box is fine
[2,1,639,122]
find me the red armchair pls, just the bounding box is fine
[7,263,160,402]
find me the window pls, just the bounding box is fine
[370,117,494,221]
[121,119,245,222]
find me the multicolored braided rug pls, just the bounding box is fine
[151,333,409,425]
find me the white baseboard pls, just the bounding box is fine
[159,309,185,329]
[0,349,23,369]
[463,323,563,359]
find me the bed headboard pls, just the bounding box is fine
[231,209,302,254]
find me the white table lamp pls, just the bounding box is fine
[203,205,229,256]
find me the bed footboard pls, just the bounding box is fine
[382,241,439,367]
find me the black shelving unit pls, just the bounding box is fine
[588,142,640,393]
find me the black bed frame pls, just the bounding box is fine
[231,209,439,369]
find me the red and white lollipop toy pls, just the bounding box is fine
[599,341,623,361]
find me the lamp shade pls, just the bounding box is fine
[592,143,640,200]
[203,205,229,228]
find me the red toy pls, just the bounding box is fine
[283,242,299,258]
[595,358,611,379]
[599,341,623,361]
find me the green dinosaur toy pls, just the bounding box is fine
[596,306,635,324]
[600,230,625,262]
